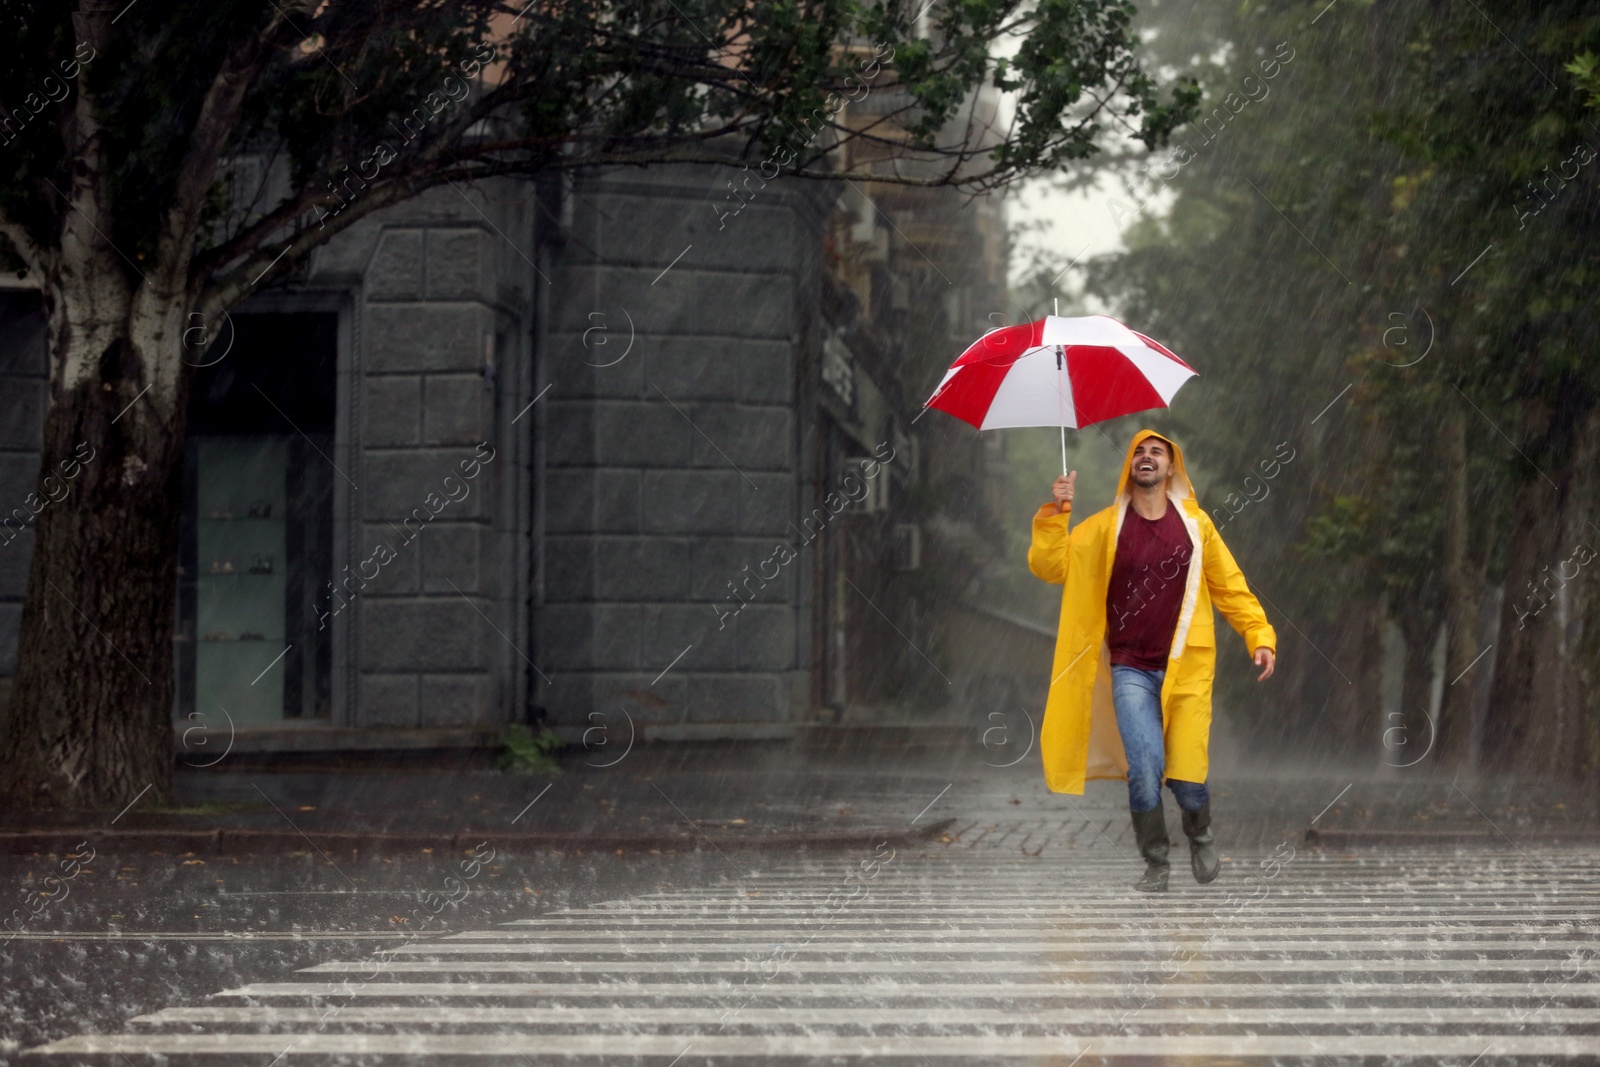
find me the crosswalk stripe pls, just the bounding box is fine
[631,871,1600,881]
[215,979,1600,998]
[129,1005,1600,1025]
[505,908,1600,915]
[740,863,1600,872]
[447,924,1595,939]
[386,938,1599,955]
[30,1033,1600,1057]
[488,916,1599,928]
[300,958,1599,975]
[601,895,1600,902]
[2,931,410,942]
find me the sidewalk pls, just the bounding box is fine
[1299,768,1600,848]
[0,736,976,857]
[3,735,1597,857]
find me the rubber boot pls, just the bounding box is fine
[1181,801,1220,884]
[1129,799,1170,892]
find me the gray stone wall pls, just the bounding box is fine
[535,167,828,738]
[311,181,538,730]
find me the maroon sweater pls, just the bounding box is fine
[1106,503,1193,671]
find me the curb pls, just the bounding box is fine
[0,818,954,858]
[1304,826,1600,848]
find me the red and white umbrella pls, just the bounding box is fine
[923,314,1196,471]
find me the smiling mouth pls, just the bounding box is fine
[1135,463,1156,473]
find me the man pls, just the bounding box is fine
[1027,429,1276,892]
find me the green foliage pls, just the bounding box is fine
[495,724,564,775]
[1299,496,1373,564]
[1564,52,1600,111]
[1046,0,1597,749]
[0,0,1201,297]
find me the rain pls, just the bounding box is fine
[1,0,1598,1063]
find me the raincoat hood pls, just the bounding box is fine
[1115,428,1196,507]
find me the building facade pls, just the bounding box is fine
[0,151,1036,752]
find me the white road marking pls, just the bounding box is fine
[28,845,1600,1060]
[215,979,1600,999]
[32,1034,1600,1057]
[4,931,414,941]
[133,1005,1600,1026]
[383,938,1599,957]
[300,958,1600,975]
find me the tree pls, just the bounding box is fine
[1352,0,1600,776]
[0,0,1199,807]
[1089,0,1600,777]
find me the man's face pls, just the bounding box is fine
[1130,438,1172,488]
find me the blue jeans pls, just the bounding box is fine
[1111,665,1209,814]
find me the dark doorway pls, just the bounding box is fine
[176,313,337,724]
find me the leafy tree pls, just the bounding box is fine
[1088,0,1600,774]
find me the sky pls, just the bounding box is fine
[1004,165,1176,308]
[996,18,1193,301]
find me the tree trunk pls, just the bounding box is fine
[0,328,186,810]
[1329,592,1384,756]
[1557,406,1600,780]
[1395,603,1437,764]
[1436,403,1478,770]
[1483,471,1564,774]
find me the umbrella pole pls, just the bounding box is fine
[1057,345,1067,475]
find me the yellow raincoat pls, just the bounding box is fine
[1028,429,1277,795]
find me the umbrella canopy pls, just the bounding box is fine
[925,314,1196,430]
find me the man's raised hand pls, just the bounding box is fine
[1052,471,1076,512]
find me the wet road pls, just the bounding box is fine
[15,796,1600,1064]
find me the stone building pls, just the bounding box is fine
[0,145,1039,754]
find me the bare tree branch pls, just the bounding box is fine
[0,212,46,277]
[155,12,291,298]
